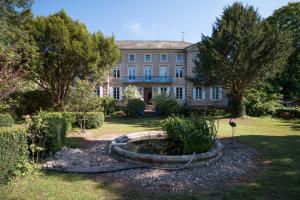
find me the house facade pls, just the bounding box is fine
[98,40,228,107]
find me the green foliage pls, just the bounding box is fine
[66,80,102,131]
[75,112,104,129]
[0,127,28,185]
[268,2,300,99]
[28,10,120,109]
[111,110,126,117]
[0,113,14,127]
[126,99,145,117]
[33,112,71,152]
[122,85,142,103]
[180,105,229,117]
[4,90,53,118]
[152,93,179,116]
[245,88,282,116]
[273,107,300,119]
[99,96,116,116]
[188,2,293,117]
[162,116,218,154]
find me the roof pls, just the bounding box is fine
[116,40,193,50]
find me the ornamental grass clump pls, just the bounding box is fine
[162,116,218,154]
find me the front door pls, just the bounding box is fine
[144,87,152,104]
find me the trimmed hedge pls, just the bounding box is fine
[0,113,14,127]
[38,112,73,152]
[126,99,145,117]
[273,107,300,119]
[76,112,105,129]
[0,127,28,184]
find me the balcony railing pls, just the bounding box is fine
[122,76,173,83]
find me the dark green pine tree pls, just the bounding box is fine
[188,2,293,117]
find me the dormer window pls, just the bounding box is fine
[144,54,152,62]
[160,54,168,62]
[128,54,136,62]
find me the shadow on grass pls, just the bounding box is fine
[47,134,300,200]
[274,119,300,131]
[104,116,162,130]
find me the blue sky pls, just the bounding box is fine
[32,0,295,42]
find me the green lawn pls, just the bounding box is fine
[1,117,300,200]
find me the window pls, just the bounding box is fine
[128,54,135,62]
[176,87,183,100]
[176,66,183,78]
[211,87,222,100]
[96,86,101,97]
[144,66,152,81]
[113,87,120,100]
[128,66,136,81]
[160,54,168,62]
[144,54,152,62]
[113,68,120,78]
[194,87,204,100]
[160,87,168,94]
[176,54,183,62]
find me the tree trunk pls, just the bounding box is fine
[230,93,246,118]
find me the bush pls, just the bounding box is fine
[273,107,300,119]
[180,105,229,117]
[162,116,218,154]
[126,99,145,117]
[245,88,282,116]
[152,94,179,116]
[99,96,116,115]
[0,113,14,127]
[35,112,72,152]
[75,112,104,129]
[6,90,53,119]
[0,127,28,184]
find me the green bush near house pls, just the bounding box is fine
[273,107,300,119]
[0,127,28,185]
[152,94,179,116]
[162,115,218,154]
[0,113,14,127]
[99,96,116,116]
[75,112,105,129]
[37,112,72,152]
[126,99,145,117]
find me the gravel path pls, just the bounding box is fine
[43,138,260,193]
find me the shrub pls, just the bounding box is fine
[0,113,14,127]
[179,105,229,117]
[0,127,28,184]
[245,88,282,116]
[75,112,104,129]
[162,116,218,154]
[152,94,179,116]
[122,85,142,102]
[126,99,145,117]
[6,90,53,119]
[273,107,300,119]
[99,96,116,115]
[34,112,72,152]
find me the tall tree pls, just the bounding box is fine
[0,0,34,102]
[188,2,293,117]
[28,10,120,110]
[268,2,300,99]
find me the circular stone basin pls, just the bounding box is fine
[111,131,223,168]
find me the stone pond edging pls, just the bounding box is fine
[110,131,223,168]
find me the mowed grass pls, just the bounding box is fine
[1,117,300,200]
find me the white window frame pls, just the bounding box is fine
[112,67,120,78]
[175,65,184,78]
[160,53,168,62]
[143,65,153,81]
[193,87,205,100]
[127,65,136,81]
[176,53,183,63]
[96,86,103,97]
[210,87,223,101]
[128,54,136,62]
[175,87,185,100]
[158,86,169,95]
[113,87,121,100]
[144,53,152,62]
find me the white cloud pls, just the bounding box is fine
[122,22,143,35]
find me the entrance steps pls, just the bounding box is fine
[144,104,156,117]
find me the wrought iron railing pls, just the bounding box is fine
[122,76,173,83]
